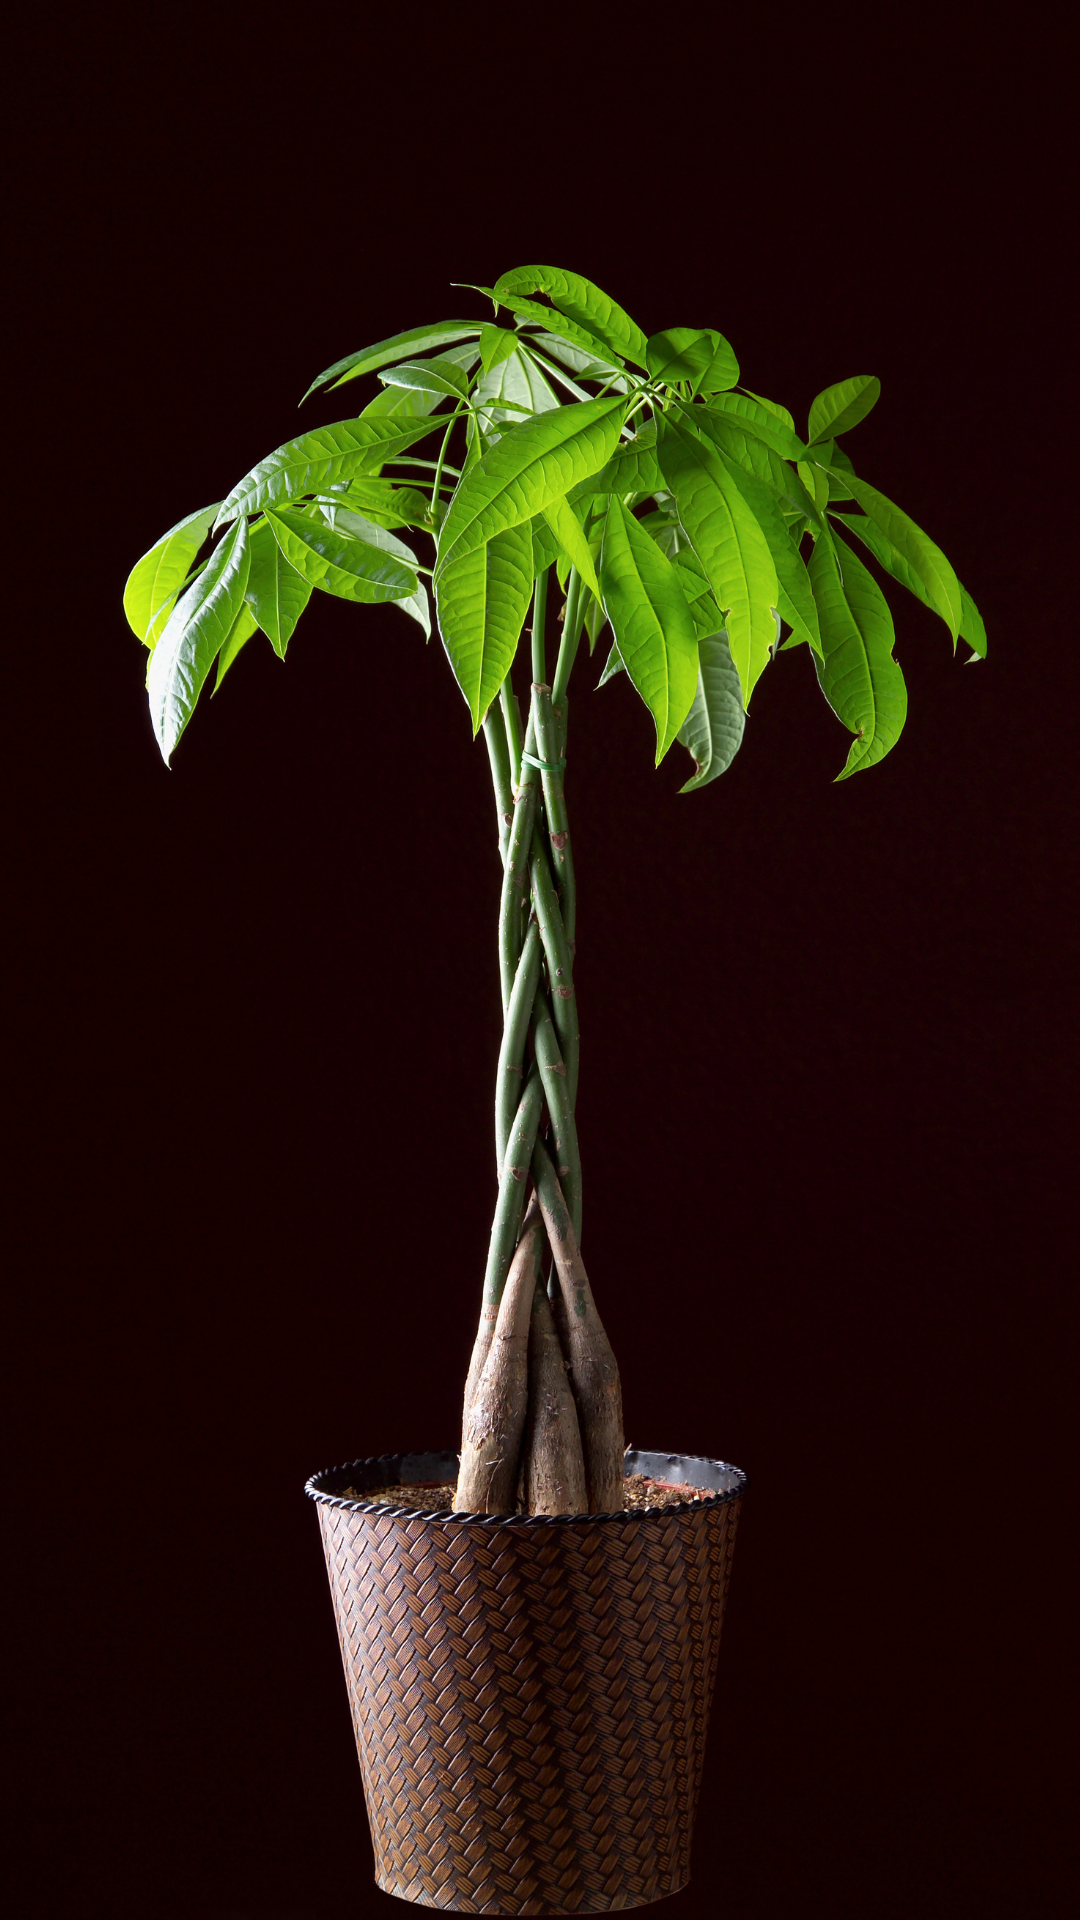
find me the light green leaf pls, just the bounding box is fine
[830,512,986,658]
[594,421,662,496]
[320,505,418,567]
[434,522,534,731]
[392,578,432,641]
[494,265,648,366]
[599,496,699,763]
[124,502,220,651]
[266,507,417,602]
[808,530,907,778]
[797,459,831,517]
[215,415,441,529]
[540,494,600,600]
[321,476,434,530]
[473,345,559,446]
[245,515,312,658]
[301,322,481,400]
[359,344,479,425]
[214,603,259,690]
[707,442,821,654]
[699,336,741,392]
[647,329,725,390]
[807,375,881,445]
[525,329,625,382]
[147,519,250,763]
[656,414,778,708]
[479,324,519,374]
[596,636,624,686]
[677,630,746,791]
[671,546,726,638]
[702,393,806,461]
[497,293,619,362]
[821,471,962,641]
[435,394,626,575]
[698,411,824,530]
[821,442,856,499]
[743,390,794,430]
[378,358,469,400]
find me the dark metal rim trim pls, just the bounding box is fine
[304,1448,747,1527]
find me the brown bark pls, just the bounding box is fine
[523,1282,588,1515]
[460,1303,497,1454]
[534,1156,624,1511]
[455,1198,543,1513]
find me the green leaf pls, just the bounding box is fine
[594,421,662,496]
[695,411,825,531]
[494,265,648,367]
[671,546,726,638]
[214,603,259,690]
[244,515,312,657]
[215,415,441,529]
[147,519,250,763]
[434,522,534,731]
[808,531,907,778]
[596,636,624,686]
[472,345,559,446]
[392,579,432,641]
[820,471,962,641]
[598,496,699,763]
[677,630,746,791]
[830,512,986,658]
[359,345,479,425]
[124,502,220,650]
[647,329,726,390]
[656,413,778,707]
[743,390,794,430]
[702,393,806,460]
[820,442,856,500]
[322,476,434,530]
[479,324,519,374]
[435,394,626,575]
[266,507,417,602]
[378,358,469,400]
[497,293,621,362]
[807,375,881,445]
[540,493,600,600]
[706,442,821,654]
[301,322,482,401]
[525,329,625,383]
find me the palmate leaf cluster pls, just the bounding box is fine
[124,266,985,785]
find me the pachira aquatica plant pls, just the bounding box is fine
[124,265,985,1517]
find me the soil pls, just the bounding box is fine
[340,1474,714,1514]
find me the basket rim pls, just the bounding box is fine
[304,1446,747,1527]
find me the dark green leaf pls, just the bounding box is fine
[494,265,648,367]
[808,531,907,778]
[646,329,725,390]
[434,522,534,731]
[147,519,250,763]
[245,515,311,657]
[124,502,220,650]
[596,636,624,686]
[214,603,258,690]
[216,416,441,529]
[807,375,881,445]
[435,394,626,575]
[677,631,745,791]
[742,390,794,429]
[656,414,778,707]
[702,392,806,460]
[266,507,417,602]
[598,496,699,762]
[301,322,481,401]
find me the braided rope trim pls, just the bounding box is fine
[305,1447,747,1526]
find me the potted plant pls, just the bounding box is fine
[123,265,985,1914]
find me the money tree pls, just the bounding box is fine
[124,265,985,1517]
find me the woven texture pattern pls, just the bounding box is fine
[315,1469,741,1914]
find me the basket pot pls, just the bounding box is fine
[306,1448,745,1915]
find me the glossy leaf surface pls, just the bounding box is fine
[379,358,469,399]
[392,579,432,641]
[124,502,219,650]
[646,329,723,389]
[494,265,648,366]
[677,630,745,791]
[709,444,821,653]
[434,521,534,730]
[435,395,625,574]
[831,512,986,657]
[540,494,600,600]
[214,603,258,689]
[526,330,625,382]
[824,471,962,640]
[479,324,519,374]
[807,375,881,445]
[266,507,417,602]
[302,322,481,400]
[323,476,434,530]
[148,519,250,763]
[594,423,662,496]
[216,416,440,529]
[473,346,559,445]
[599,496,698,762]
[809,531,907,778]
[245,515,312,657]
[656,414,778,707]
[702,393,806,460]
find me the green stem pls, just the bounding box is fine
[552,569,586,708]
[496,922,541,1173]
[483,1066,544,1307]
[531,984,581,1243]
[498,720,539,1012]
[533,682,576,951]
[482,710,513,863]
[528,820,579,1110]
[429,405,466,523]
[501,681,524,790]
[386,458,462,476]
[531,567,549,685]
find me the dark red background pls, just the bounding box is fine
[10,8,1075,1917]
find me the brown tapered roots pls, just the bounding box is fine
[458,657,625,1514]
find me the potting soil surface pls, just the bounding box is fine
[340,1475,713,1513]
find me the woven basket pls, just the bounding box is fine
[306,1447,744,1915]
